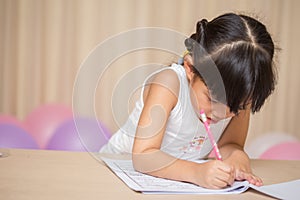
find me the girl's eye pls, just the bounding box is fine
[206,93,218,104]
[211,99,219,104]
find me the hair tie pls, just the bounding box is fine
[178,50,190,65]
[183,50,190,57]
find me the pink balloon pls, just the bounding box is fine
[46,117,111,152]
[24,104,73,149]
[260,141,300,160]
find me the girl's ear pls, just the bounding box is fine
[183,55,195,82]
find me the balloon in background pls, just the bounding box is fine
[0,115,28,131]
[260,141,300,160]
[245,132,298,158]
[46,117,111,152]
[24,104,73,149]
[0,124,39,149]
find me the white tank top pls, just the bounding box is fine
[100,63,231,160]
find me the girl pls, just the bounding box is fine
[100,13,276,189]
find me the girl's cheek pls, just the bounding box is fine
[189,89,200,110]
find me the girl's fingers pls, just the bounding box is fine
[215,164,235,186]
[236,171,263,186]
[212,177,230,189]
[250,175,263,186]
[217,162,232,173]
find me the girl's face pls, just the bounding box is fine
[183,54,236,124]
[189,76,236,124]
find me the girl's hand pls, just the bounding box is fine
[223,150,263,186]
[193,160,235,189]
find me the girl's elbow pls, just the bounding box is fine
[132,152,148,173]
[132,148,161,174]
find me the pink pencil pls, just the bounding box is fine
[199,109,222,161]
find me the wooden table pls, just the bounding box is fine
[0,148,299,200]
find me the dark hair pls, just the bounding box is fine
[185,13,277,114]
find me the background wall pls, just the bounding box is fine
[1,0,300,153]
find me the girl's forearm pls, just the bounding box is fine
[132,149,198,184]
[219,143,246,159]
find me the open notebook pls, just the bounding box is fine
[102,157,300,199]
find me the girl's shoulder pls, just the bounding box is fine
[147,65,181,96]
[142,65,181,108]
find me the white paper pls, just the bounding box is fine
[101,157,300,198]
[251,179,300,200]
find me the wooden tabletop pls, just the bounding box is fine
[0,148,299,200]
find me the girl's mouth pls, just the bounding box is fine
[207,117,218,124]
[206,117,212,124]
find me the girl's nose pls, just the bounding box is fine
[211,109,235,121]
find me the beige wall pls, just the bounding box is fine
[1,0,300,150]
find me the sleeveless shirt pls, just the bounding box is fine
[100,63,231,160]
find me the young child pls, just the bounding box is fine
[100,13,276,189]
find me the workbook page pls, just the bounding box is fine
[101,157,250,194]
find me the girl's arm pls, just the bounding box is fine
[217,108,263,186]
[132,69,234,189]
